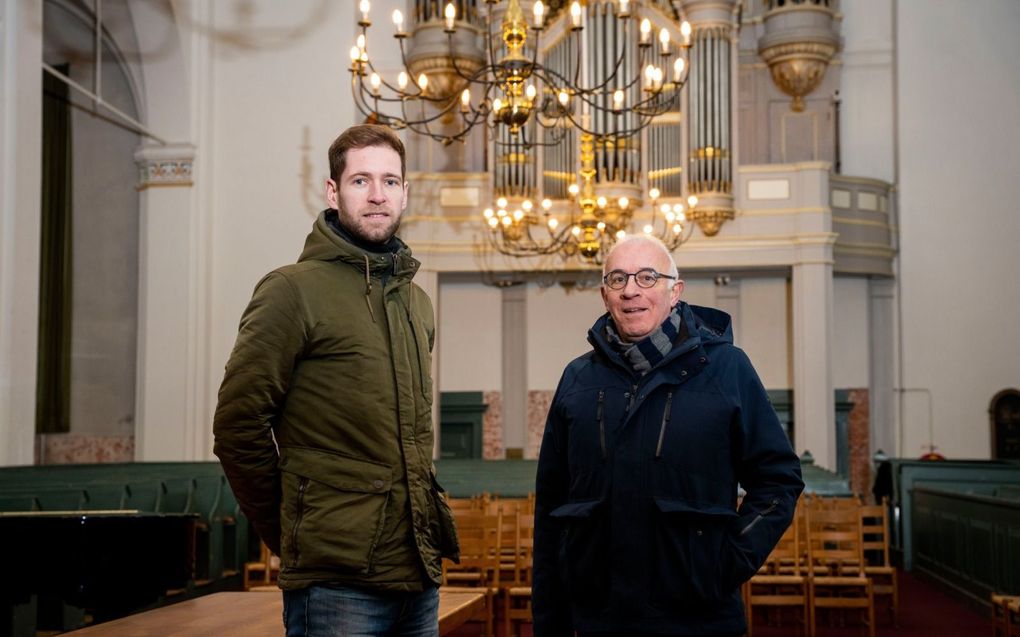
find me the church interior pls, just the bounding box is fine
[1,0,1018,635]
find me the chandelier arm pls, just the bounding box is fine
[351,76,382,122]
[397,98,456,140]
[629,78,686,111]
[557,22,630,98]
[400,103,468,143]
[442,32,491,87]
[489,228,574,257]
[570,28,633,96]
[531,64,664,133]
[397,97,463,129]
[458,99,493,135]
[357,53,442,106]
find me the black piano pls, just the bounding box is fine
[0,510,197,636]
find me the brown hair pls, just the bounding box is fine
[328,124,406,181]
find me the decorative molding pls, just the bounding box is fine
[691,207,736,236]
[738,161,832,173]
[737,206,828,216]
[439,187,480,207]
[134,143,196,190]
[36,434,134,464]
[833,244,897,258]
[858,192,879,211]
[831,189,852,209]
[833,216,893,230]
[747,178,791,200]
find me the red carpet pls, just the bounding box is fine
[449,569,992,636]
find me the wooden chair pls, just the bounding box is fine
[805,506,875,637]
[447,493,487,516]
[441,511,501,637]
[503,510,535,637]
[857,498,898,625]
[807,494,863,510]
[746,505,809,636]
[243,541,280,591]
[993,594,1020,637]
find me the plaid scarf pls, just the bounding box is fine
[605,304,683,376]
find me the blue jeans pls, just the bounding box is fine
[283,585,439,637]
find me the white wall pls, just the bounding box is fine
[207,0,372,390]
[839,0,894,181]
[438,281,502,391]
[526,284,606,389]
[739,277,791,390]
[679,277,716,309]
[896,0,1020,458]
[832,276,870,389]
[0,0,42,464]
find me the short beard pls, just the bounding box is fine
[336,205,401,244]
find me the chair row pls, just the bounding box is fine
[446,493,535,516]
[440,503,535,637]
[744,496,897,637]
[993,594,1020,637]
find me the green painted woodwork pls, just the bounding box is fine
[913,485,1020,605]
[439,391,486,459]
[878,459,1020,571]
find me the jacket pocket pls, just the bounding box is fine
[279,446,392,574]
[549,499,609,606]
[650,498,739,606]
[429,473,460,561]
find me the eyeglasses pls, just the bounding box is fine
[602,268,678,290]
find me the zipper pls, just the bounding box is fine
[291,477,309,564]
[624,384,637,413]
[406,312,430,401]
[654,392,674,459]
[739,497,780,536]
[596,390,606,460]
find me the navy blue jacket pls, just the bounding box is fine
[532,302,804,636]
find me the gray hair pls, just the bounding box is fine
[602,235,679,279]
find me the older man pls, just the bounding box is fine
[532,235,803,636]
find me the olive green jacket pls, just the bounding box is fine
[213,211,459,592]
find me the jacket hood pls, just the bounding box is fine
[298,209,420,279]
[588,301,734,364]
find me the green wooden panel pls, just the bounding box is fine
[881,459,1020,570]
[913,485,1020,606]
[439,391,486,459]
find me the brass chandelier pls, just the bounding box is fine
[349,0,702,264]
[482,130,698,263]
[349,0,692,147]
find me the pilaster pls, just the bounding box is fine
[869,277,896,457]
[792,258,836,469]
[134,143,198,460]
[0,0,43,465]
[501,284,527,458]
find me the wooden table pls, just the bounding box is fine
[63,589,486,636]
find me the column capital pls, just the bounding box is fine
[134,143,196,190]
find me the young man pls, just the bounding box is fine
[532,235,803,636]
[213,124,458,637]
